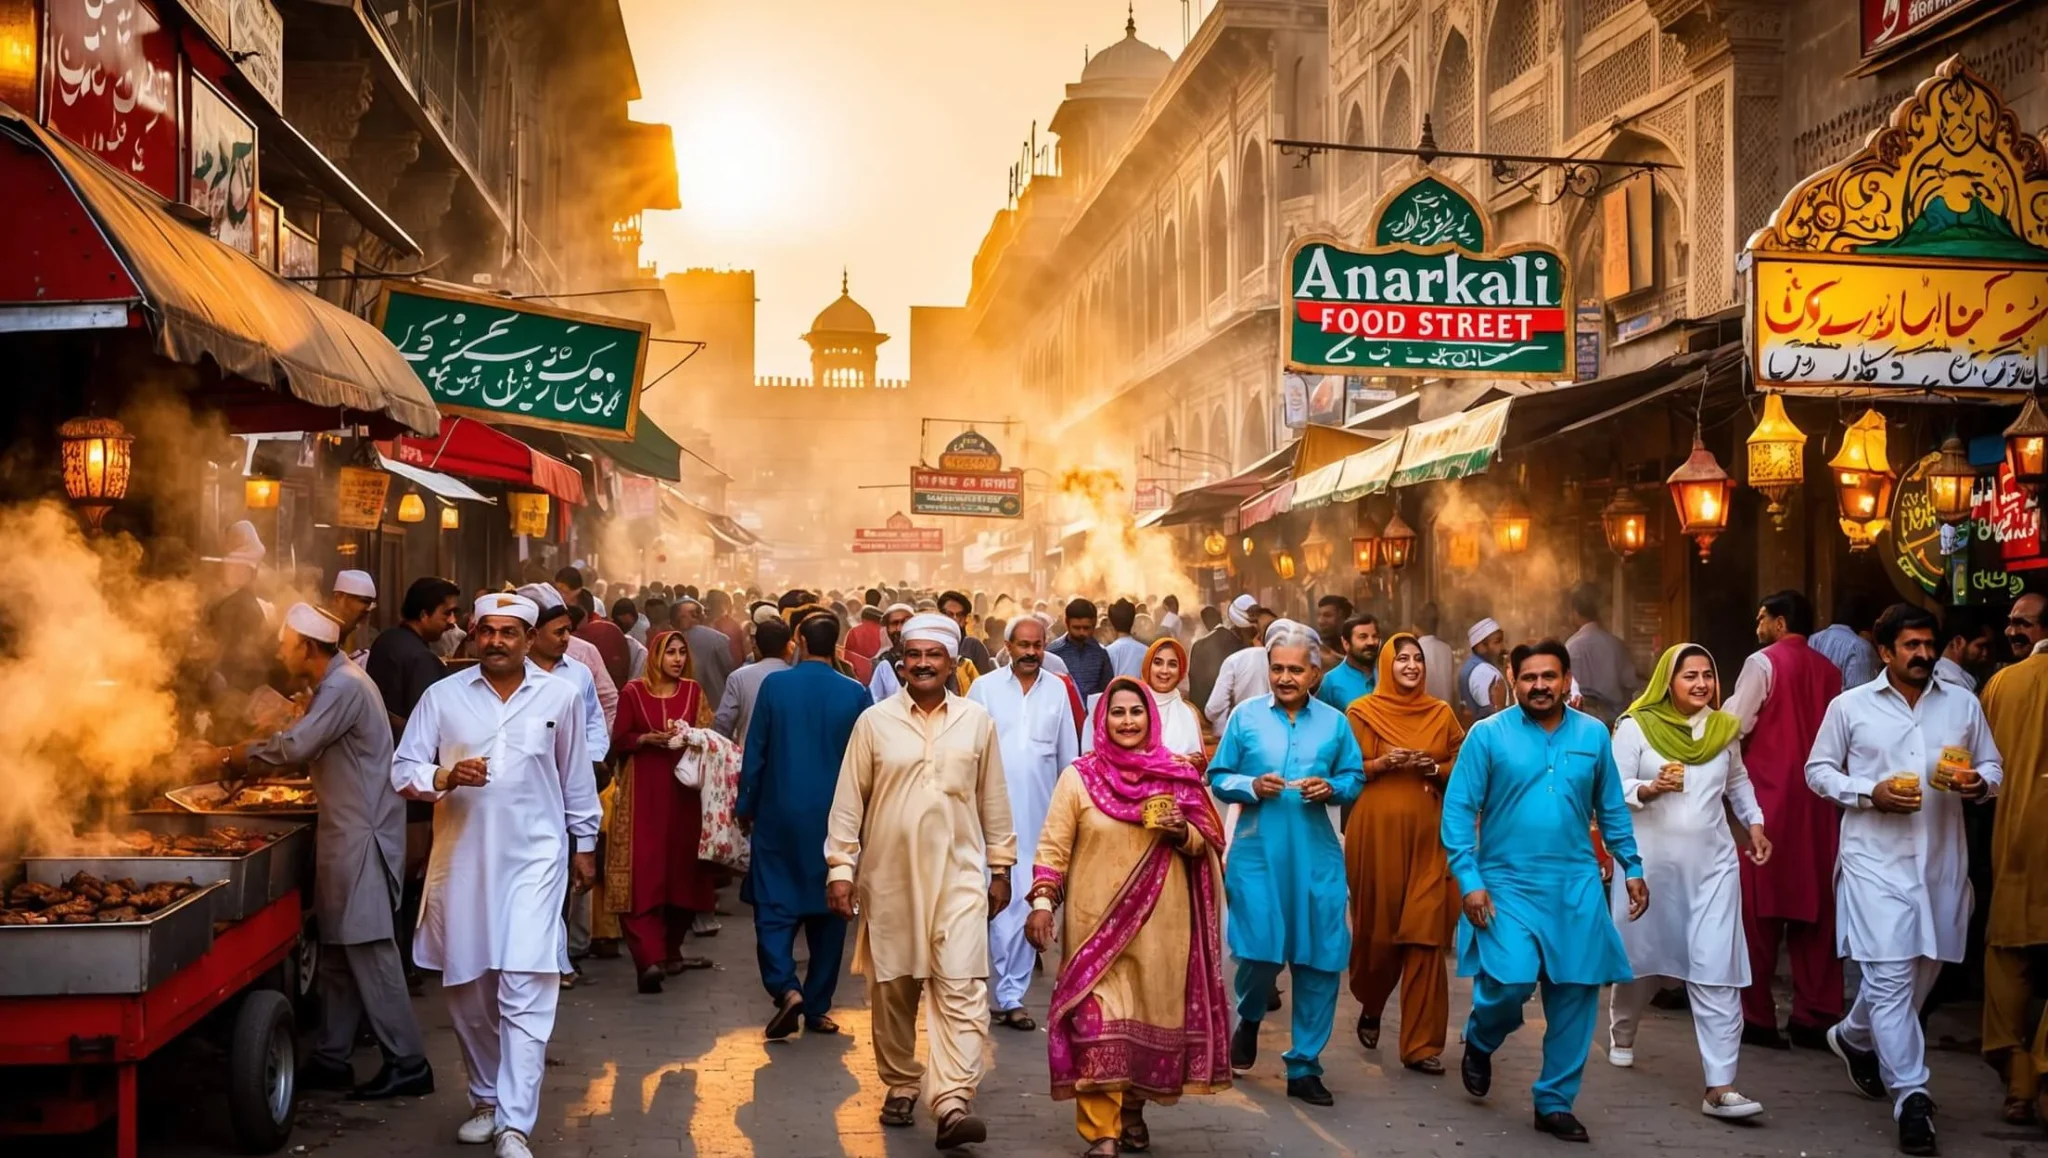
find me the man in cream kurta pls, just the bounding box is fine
[827,613,1016,1150]
[1806,605,2001,1157]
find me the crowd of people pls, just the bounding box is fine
[201,537,2048,1158]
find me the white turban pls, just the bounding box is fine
[1468,617,1503,648]
[476,592,539,627]
[514,582,565,611]
[900,612,961,657]
[332,570,376,599]
[1225,594,1257,629]
[279,602,341,644]
[1263,617,1303,645]
[883,602,915,618]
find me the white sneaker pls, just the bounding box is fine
[456,1106,497,1144]
[494,1128,533,1158]
[1607,1046,1634,1067]
[1702,1091,1763,1119]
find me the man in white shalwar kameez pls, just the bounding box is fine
[1206,615,1294,731]
[394,594,600,1158]
[1807,604,2001,1157]
[966,615,1078,1029]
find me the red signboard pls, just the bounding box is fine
[1134,480,1171,512]
[852,525,942,554]
[1862,0,1998,57]
[1981,464,2045,572]
[44,0,181,200]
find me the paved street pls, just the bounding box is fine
[115,905,2048,1157]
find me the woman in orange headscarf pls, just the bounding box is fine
[1342,631,1464,1073]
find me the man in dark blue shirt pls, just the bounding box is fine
[1046,597,1112,699]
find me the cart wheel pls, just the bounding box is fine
[297,912,321,999]
[227,988,297,1153]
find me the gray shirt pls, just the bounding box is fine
[245,654,403,944]
[684,623,738,709]
[714,656,790,742]
[1565,621,1638,721]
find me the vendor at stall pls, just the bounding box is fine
[212,602,432,1101]
[203,519,275,696]
[330,570,378,662]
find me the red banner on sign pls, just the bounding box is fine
[1863,0,1996,56]
[1296,301,1566,342]
[44,0,180,200]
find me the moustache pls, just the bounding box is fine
[907,664,941,679]
[481,645,512,656]
[1906,658,1933,671]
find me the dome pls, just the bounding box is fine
[810,270,877,334]
[1081,15,1170,84]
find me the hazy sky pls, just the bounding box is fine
[620,0,1198,379]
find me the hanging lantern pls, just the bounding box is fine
[396,490,427,523]
[1351,518,1382,574]
[1666,436,1735,561]
[1446,524,1483,572]
[439,503,461,530]
[57,416,134,533]
[1926,436,1978,525]
[1300,528,1334,575]
[2005,394,2048,495]
[1829,409,1894,552]
[1380,512,1417,569]
[1270,549,1298,581]
[1745,392,1807,529]
[1240,534,1255,557]
[1601,486,1651,558]
[1202,530,1228,558]
[1492,493,1532,554]
[244,476,280,510]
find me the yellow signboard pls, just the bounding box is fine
[335,466,390,531]
[508,491,551,537]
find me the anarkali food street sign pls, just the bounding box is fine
[1745,57,2048,395]
[1283,171,1571,379]
[376,281,649,441]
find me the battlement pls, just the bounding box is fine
[755,374,910,390]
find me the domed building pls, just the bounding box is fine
[802,270,890,388]
[1049,12,1172,188]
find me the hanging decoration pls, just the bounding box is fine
[439,503,460,530]
[1829,409,1895,551]
[58,416,134,533]
[1666,437,1735,561]
[244,476,280,510]
[1352,517,1382,574]
[1745,392,1807,528]
[397,490,427,524]
[1203,530,1229,558]
[1492,493,1532,554]
[509,491,551,537]
[1925,436,1978,525]
[2005,394,2048,497]
[1601,486,1651,558]
[1380,512,1417,569]
[1270,549,1298,581]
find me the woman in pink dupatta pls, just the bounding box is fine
[1026,677,1230,1157]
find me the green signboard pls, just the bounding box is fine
[376,282,650,440]
[1284,171,1572,379]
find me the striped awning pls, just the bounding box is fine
[1290,435,1406,509]
[1390,398,1512,488]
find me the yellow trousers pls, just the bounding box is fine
[868,975,988,1116]
[1075,1089,1146,1143]
[1984,945,2048,1097]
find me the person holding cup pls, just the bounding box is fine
[1805,603,2003,1157]
[1604,643,1771,1120]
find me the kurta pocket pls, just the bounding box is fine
[934,748,980,799]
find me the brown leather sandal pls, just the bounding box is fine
[879,1095,916,1128]
[1118,1104,1150,1151]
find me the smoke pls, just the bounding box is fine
[1048,464,1194,605]
[1425,480,1581,645]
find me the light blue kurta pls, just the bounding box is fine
[1440,706,1642,987]
[1314,659,1375,711]
[1208,696,1365,973]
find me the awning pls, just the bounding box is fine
[377,452,495,503]
[1237,480,1298,530]
[1391,398,1513,488]
[570,417,683,482]
[391,417,586,504]
[1291,435,1406,508]
[0,104,439,436]
[1343,392,1420,433]
[655,483,758,548]
[1147,441,1299,527]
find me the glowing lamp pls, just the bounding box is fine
[1240,535,1255,557]
[244,476,280,510]
[1600,486,1651,559]
[397,491,427,523]
[1202,530,1228,558]
[1492,494,1532,554]
[2004,395,2048,494]
[1828,409,1894,552]
[1745,392,1807,528]
[1666,436,1735,561]
[1379,512,1417,570]
[1351,519,1381,574]
[1270,550,1298,581]
[1926,436,1977,525]
[440,504,461,530]
[1300,530,1334,576]
[58,416,134,532]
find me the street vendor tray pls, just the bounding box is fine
[0,880,226,996]
[23,814,310,924]
[164,778,317,818]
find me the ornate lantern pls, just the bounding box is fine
[1926,436,1978,525]
[1666,436,1735,561]
[1270,549,1298,581]
[2005,394,2048,495]
[439,503,461,530]
[396,491,427,523]
[1300,527,1334,575]
[1380,512,1417,570]
[1492,493,1532,554]
[1745,392,1807,528]
[1829,409,1894,551]
[1202,530,1228,558]
[1351,518,1381,574]
[244,476,280,510]
[58,416,134,533]
[1601,486,1651,558]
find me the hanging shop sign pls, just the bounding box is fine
[44,0,181,200]
[1862,0,2008,60]
[187,77,257,255]
[377,281,650,441]
[1134,480,1172,513]
[937,430,1004,473]
[1885,457,2044,603]
[1746,58,2048,395]
[853,512,943,554]
[911,467,1023,518]
[334,466,391,531]
[1283,170,1571,379]
[507,492,551,538]
[229,0,285,111]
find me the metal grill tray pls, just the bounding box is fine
[0,880,226,996]
[165,779,317,818]
[24,814,310,923]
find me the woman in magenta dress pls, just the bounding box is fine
[609,629,717,992]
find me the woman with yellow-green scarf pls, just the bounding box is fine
[1604,643,1774,1122]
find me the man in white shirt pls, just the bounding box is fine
[517,584,616,727]
[1807,603,2002,1157]
[1415,602,1457,706]
[1158,594,1187,645]
[393,594,600,1158]
[1206,615,1291,731]
[1104,598,1147,679]
[966,616,1080,1029]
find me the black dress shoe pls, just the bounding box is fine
[1461,1043,1493,1098]
[1533,1110,1589,1142]
[1898,1092,1938,1156]
[1787,1020,1833,1051]
[1826,1024,1888,1100]
[1286,1076,1334,1106]
[1230,1019,1259,1071]
[1267,986,1284,1012]
[297,1058,355,1092]
[352,1059,433,1100]
[1741,1021,1791,1050]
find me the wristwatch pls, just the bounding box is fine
[990,868,1011,881]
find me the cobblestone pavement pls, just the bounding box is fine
[129,906,2048,1158]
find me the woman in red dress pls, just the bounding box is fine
[609,629,718,992]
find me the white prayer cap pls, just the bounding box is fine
[1263,617,1303,645]
[883,602,915,618]
[514,582,565,611]
[750,601,780,625]
[215,519,266,567]
[1225,594,1257,628]
[475,592,539,627]
[900,612,961,657]
[332,570,376,599]
[859,604,883,621]
[279,601,342,644]
[1468,617,1503,648]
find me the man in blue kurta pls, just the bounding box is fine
[1209,625,1365,1107]
[1441,639,1648,1143]
[739,611,872,1040]
[1314,613,1379,711]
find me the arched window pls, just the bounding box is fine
[1208,403,1230,467]
[1281,57,1315,201]
[1183,196,1204,317]
[1237,394,1266,467]
[1235,143,1265,279]
[1380,69,1413,180]
[1205,174,1229,303]
[1116,258,1134,364]
[1339,102,1368,196]
[1160,222,1180,335]
[1434,31,1474,152]
[1487,0,1541,92]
